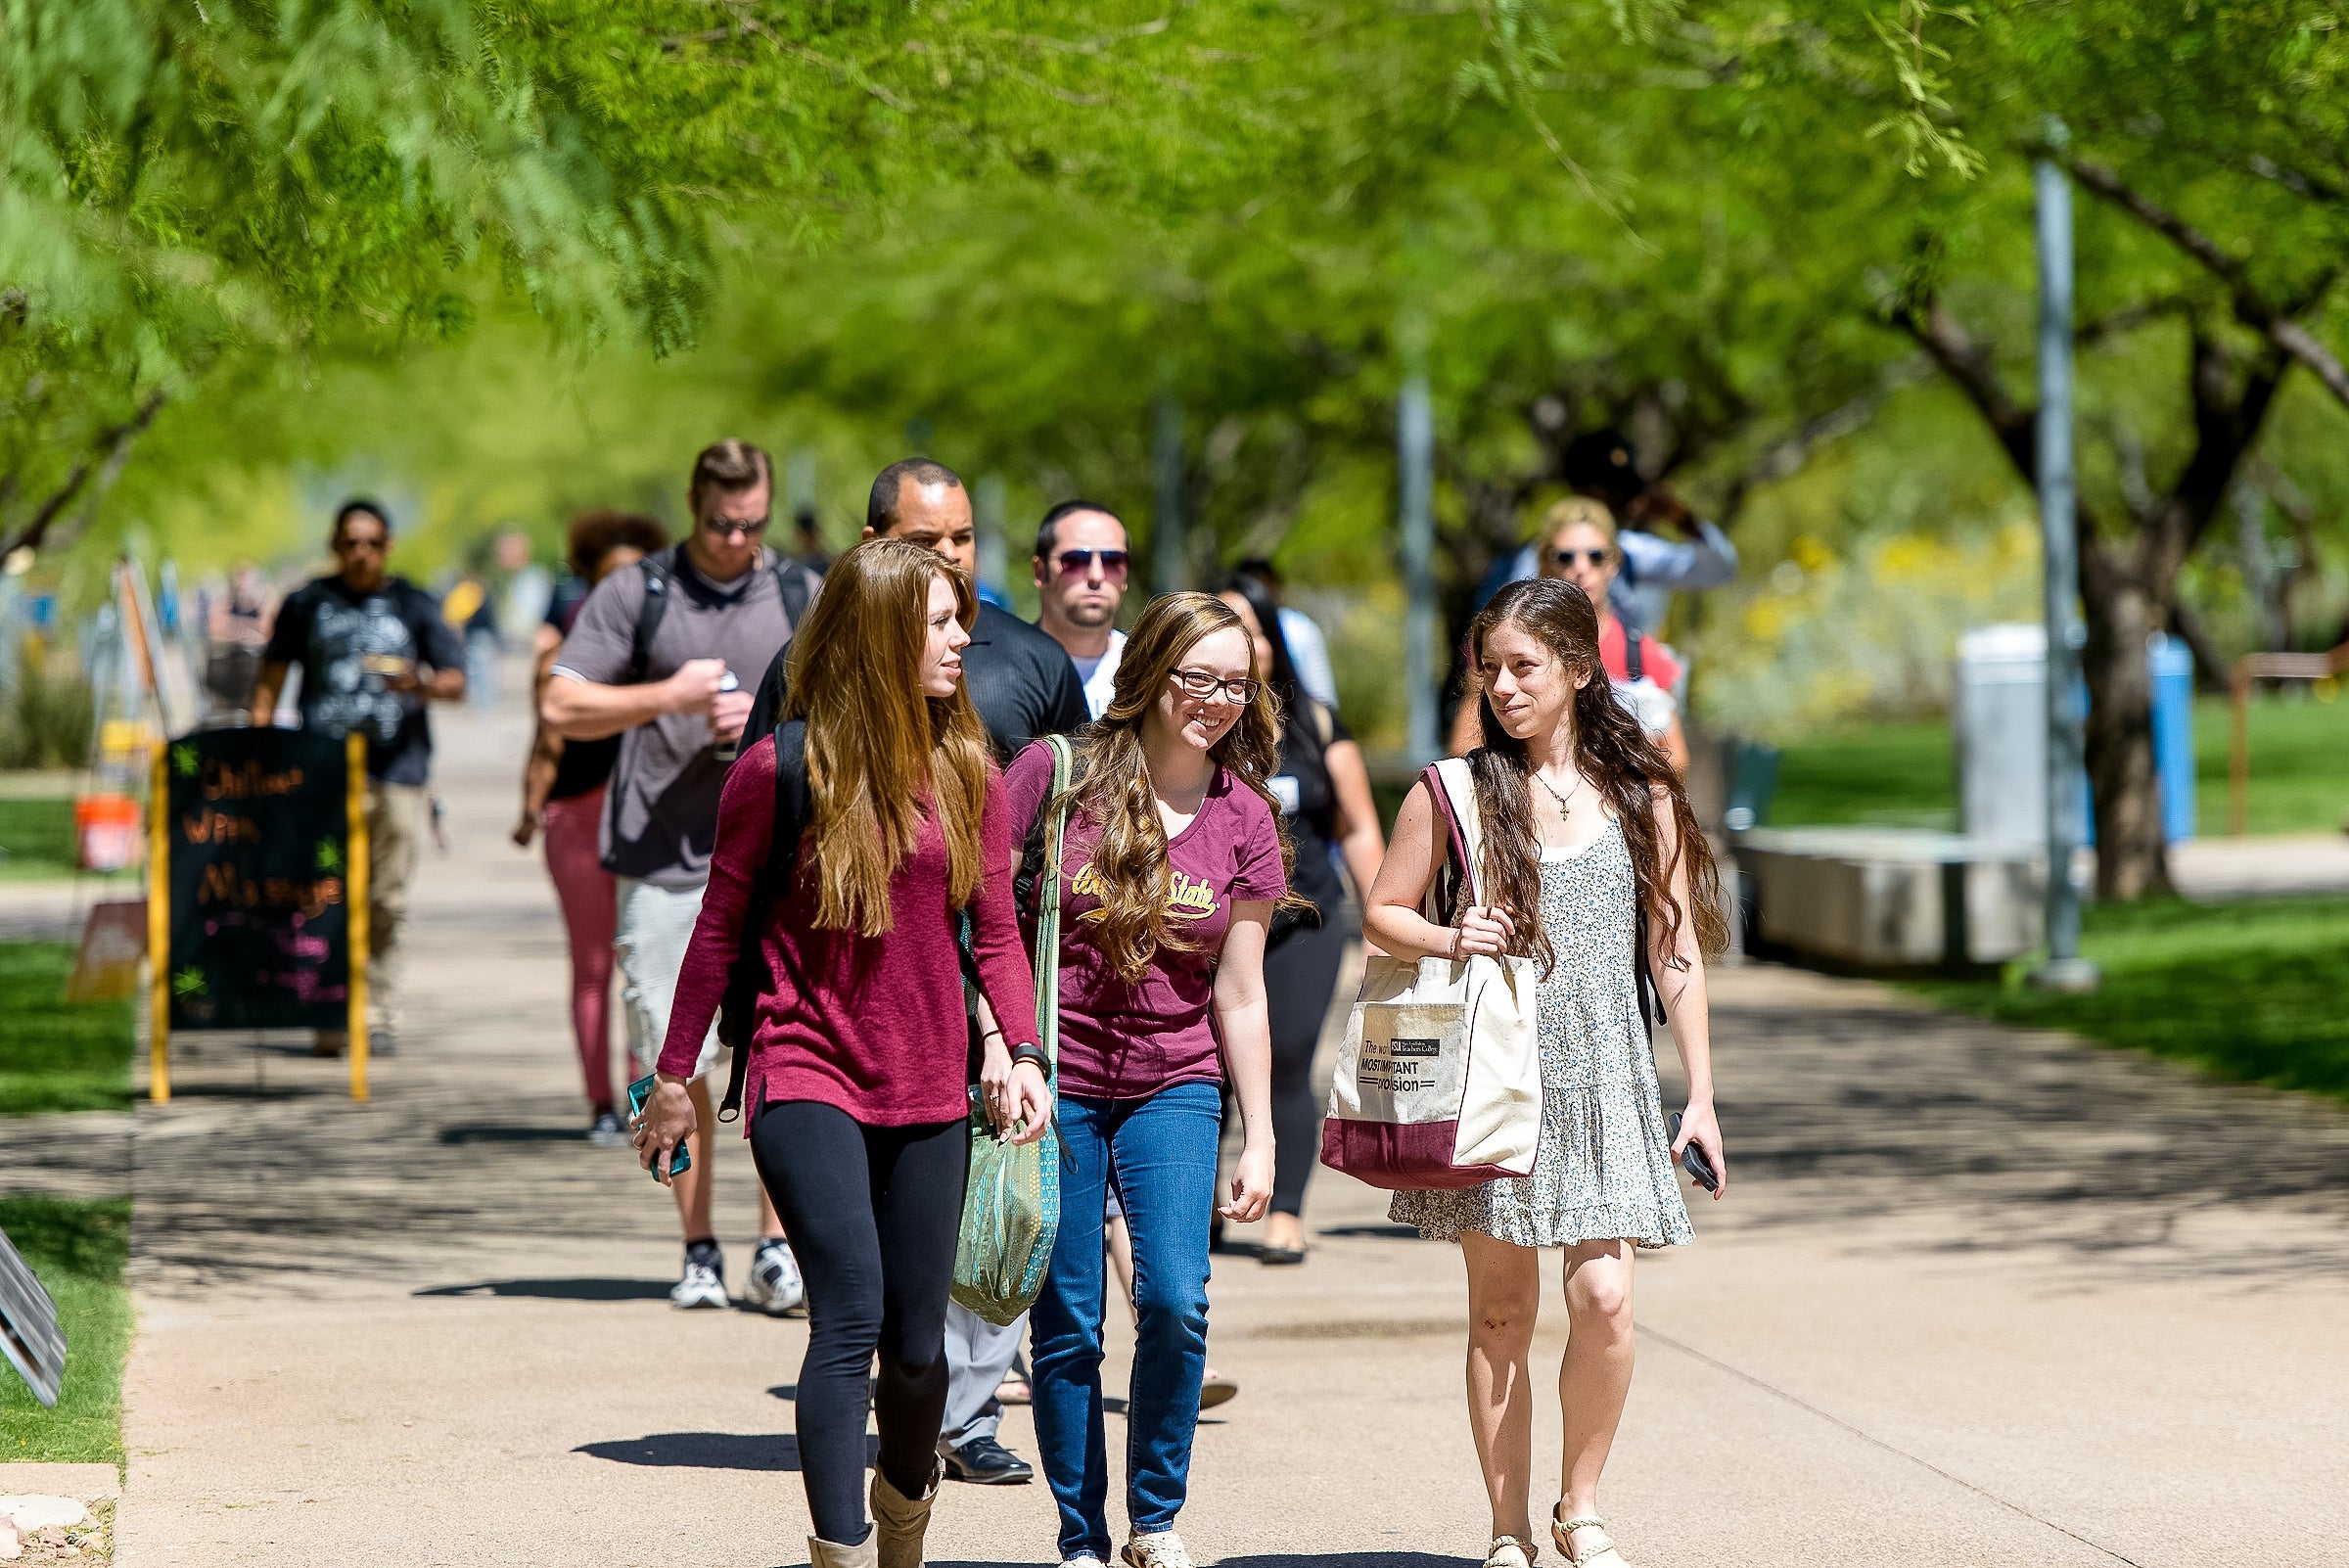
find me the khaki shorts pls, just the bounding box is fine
[614,877,721,1083]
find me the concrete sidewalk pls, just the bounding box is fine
[111,694,2349,1567]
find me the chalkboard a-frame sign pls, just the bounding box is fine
[147,728,373,1101]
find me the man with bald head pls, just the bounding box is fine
[745,458,1087,759]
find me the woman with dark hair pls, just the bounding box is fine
[634,538,1050,1568]
[1005,591,1288,1568]
[514,510,671,1139]
[1212,573,1385,1265]
[1365,576,1728,1568]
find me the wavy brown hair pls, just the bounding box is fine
[1464,576,1727,974]
[782,538,993,936]
[1064,591,1301,982]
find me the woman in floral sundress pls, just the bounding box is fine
[1365,576,1729,1568]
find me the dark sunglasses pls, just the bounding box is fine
[702,514,770,539]
[1552,548,1612,568]
[1170,668,1261,706]
[1054,548,1129,578]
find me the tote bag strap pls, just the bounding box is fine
[1033,735,1078,1071]
[1424,757,1486,920]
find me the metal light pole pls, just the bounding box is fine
[2030,124,2099,993]
[974,473,1008,602]
[1399,373,1438,765]
[1153,392,1186,595]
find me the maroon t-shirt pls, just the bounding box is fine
[1004,742,1287,1101]
[658,734,1036,1127]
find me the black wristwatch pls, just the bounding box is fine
[1008,1042,1050,1077]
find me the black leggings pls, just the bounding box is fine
[1260,911,1352,1218]
[750,1100,968,1546]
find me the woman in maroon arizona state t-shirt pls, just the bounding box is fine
[1008,592,1292,1568]
[635,540,1046,1568]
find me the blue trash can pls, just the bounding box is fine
[2148,631,2195,844]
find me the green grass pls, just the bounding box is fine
[2197,691,2349,837]
[1766,717,1955,830]
[0,1196,131,1465]
[1767,695,2349,837]
[0,942,136,1115]
[0,796,75,876]
[1920,894,2349,1098]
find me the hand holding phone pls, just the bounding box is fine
[627,1073,693,1182]
[1668,1110,1721,1194]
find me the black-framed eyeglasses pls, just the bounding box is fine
[1551,548,1611,568]
[1053,548,1130,579]
[702,514,771,540]
[1170,668,1261,706]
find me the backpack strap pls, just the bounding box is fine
[772,556,817,631]
[625,547,675,687]
[718,721,810,1123]
[1623,624,1644,684]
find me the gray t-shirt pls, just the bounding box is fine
[552,549,801,888]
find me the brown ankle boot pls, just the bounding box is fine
[806,1533,879,1568]
[868,1460,942,1568]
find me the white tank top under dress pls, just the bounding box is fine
[1389,814,1695,1250]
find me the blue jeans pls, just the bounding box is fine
[1031,1082,1221,1559]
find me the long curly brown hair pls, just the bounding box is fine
[1464,576,1727,975]
[1063,592,1301,982]
[782,538,994,936]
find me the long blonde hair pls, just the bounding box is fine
[782,538,993,936]
[1067,592,1298,982]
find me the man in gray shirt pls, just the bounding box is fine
[543,438,821,1314]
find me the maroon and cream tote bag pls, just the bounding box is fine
[1319,759,1543,1190]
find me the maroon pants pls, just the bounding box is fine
[543,786,619,1112]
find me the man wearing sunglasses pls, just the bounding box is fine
[253,499,467,1058]
[545,438,820,1316]
[1033,499,1130,721]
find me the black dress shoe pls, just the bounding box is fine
[939,1434,1034,1485]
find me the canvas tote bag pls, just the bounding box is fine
[1319,758,1543,1190]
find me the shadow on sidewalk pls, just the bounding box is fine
[576,1431,877,1470]
[438,1125,592,1144]
[1697,977,2349,1282]
[1211,1556,1478,1567]
[418,1277,672,1300]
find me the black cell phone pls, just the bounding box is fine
[626,1074,692,1180]
[1667,1112,1720,1193]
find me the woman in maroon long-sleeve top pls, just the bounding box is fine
[636,538,1049,1568]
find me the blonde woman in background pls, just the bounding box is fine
[1450,497,1691,772]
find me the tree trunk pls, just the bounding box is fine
[2079,541,2171,899]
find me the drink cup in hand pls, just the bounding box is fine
[712,669,745,762]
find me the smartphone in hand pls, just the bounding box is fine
[626,1074,692,1180]
[1667,1111,1720,1193]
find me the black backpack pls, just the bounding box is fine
[624,546,820,686]
[716,719,812,1123]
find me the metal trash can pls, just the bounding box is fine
[1956,624,2050,848]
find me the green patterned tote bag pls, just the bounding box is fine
[950,734,1074,1325]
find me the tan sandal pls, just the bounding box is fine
[1550,1510,1631,1568]
[1482,1535,1538,1568]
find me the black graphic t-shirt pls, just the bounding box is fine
[263,576,465,785]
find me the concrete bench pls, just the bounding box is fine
[1735,826,2043,975]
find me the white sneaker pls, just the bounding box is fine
[744,1240,806,1315]
[1121,1532,1191,1568]
[670,1258,728,1310]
